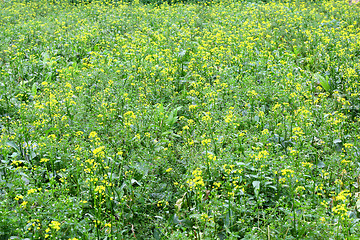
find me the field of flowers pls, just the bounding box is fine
[1,0,360,239]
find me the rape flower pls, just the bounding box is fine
[92,146,105,157]
[20,201,28,208]
[189,104,197,111]
[40,158,50,163]
[187,168,205,190]
[14,195,23,200]
[49,221,61,231]
[89,131,97,138]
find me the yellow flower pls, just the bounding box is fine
[49,221,61,231]
[261,129,269,135]
[248,90,258,96]
[27,189,37,195]
[20,201,28,208]
[94,185,106,194]
[187,168,205,190]
[207,153,216,161]
[14,195,23,200]
[281,169,294,176]
[292,127,304,136]
[344,143,353,149]
[47,134,56,140]
[92,146,105,157]
[89,131,97,138]
[201,139,211,146]
[40,158,50,163]
[335,190,351,202]
[201,114,212,122]
[75,131,84,136]
[189,105,197,111]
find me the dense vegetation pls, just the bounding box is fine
[1,0,360,239]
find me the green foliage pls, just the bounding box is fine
[1,0,360,239]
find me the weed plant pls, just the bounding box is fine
[1,0,360,239]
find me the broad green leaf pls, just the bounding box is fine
[253,180,260,198]
[42,52,50,65]
[175,198,183,212]
[356,199,360,212]
[314,73,330,92]
[6,141,20,153]
[252,180,260,190]
[32,82,37,96]
[317,161,325,168]
[131,179,141,186]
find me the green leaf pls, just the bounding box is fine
[175,198,183,212]
[333,139,342,152]
[6,141,20,153]
[252,180,260,190]
[253,180,260,198]
[356,199,360,212]
[20,172,30,185]
[158,104,164,115]
[317,161,325,168]
[178,49,186,58]
[314,73,330,92]
[45,127,58,135]
[153,228,164,240]
[29,151,37,161]
[173,214,192,228]
[42,52,50,65]
[166,106,182,127]
[31,83,37,96]
[293,46,299,55]
[131,179,141,186]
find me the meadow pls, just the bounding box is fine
[1,0,360,239]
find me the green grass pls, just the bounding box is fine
[1,0,360,239]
